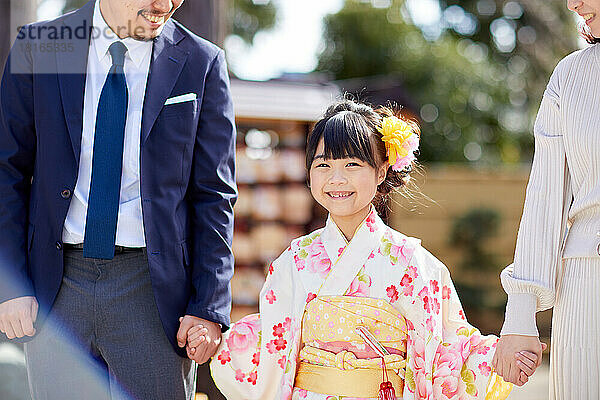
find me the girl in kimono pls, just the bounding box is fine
[193,100,539,399]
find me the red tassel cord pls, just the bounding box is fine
[355,327,398,400]
[379,357,396,400]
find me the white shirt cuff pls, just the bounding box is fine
[500,292,539,336]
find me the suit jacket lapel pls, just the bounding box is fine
[141,21,188,145]
[56,0,94,165]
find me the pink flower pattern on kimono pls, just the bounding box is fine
[442,285,452,300]
[479,362,492,377]
[344,266,371,297]
[305,240,332,277]
[294,255,306,271]
[365,211,377,232]
[408,336,430,399]
[386,285,399,303]
[379,231,416,267]
[226,316,261,353]
[432,342,466,398]
[266,290,277,304]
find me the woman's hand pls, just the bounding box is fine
[492,334,547,386]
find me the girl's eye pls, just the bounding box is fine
[314,163,329,168]
[346,161,361,167]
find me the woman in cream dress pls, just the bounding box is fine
[493,1,600,398]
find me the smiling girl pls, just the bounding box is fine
[205,100,536,399]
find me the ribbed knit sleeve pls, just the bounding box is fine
[500,77,572,337]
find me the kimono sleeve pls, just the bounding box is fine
[401,248,511,400]
[210,247,296,400]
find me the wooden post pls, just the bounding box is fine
[173,0,228,47]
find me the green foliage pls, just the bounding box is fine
[231,0,277,44]
[450,208,503,317]
[317,0,577,163]
[450,208,500,271]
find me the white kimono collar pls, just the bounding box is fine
[319,207,387,295]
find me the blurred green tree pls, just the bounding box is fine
[317,0,578,164]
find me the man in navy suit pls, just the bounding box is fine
[0,0,236,398]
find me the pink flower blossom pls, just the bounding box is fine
[432,344,463,399]
[386,285,399,303]
[407,265,418,279]
[273,323,285,338]
[479,362,492,376]
[400,273,413,287]
[368,251,375,259]
[278,355,287,369]
[346,275,371,297]
[265,290,276,304]
[304,239,332,277]
[293,254,306,271]
[442,285,451,299]
[426,317,435,332]
[390,243,411,265]
[247,371,258,385]
[272,337,287,351]
[235,369,245,382]
[338,246,345,257]
[266,341,277,354]
[430,279,439,294]
[366,212,377,232]
[477,345,491,355]
[226,316,260,352]
[217,350,231,365]
[306,292,317,304]
[283,317,292,330]
[402,284,414,297]
[252,351,260,365]
[268,263,274,275]
[432,298,441,314]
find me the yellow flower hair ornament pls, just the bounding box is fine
[377,116,419,171]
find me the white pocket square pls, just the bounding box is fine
[164,93,197,105]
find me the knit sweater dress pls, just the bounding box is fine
[500,44,600,400]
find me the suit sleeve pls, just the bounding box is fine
[185,49,237,330]
[0,26,36,303]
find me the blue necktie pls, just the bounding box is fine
[83,42,129,259]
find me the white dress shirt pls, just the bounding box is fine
[62,0,152,247]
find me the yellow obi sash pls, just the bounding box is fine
[295,296,407,398]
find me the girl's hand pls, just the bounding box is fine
[514,350,538,385]
[493,334,546,386]
[187,325,209,350]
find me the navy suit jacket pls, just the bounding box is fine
[0,1,237,356]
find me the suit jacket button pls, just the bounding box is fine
[61,189,71,199]
[56,241,63,250]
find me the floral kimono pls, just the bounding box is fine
[210,210,512,400]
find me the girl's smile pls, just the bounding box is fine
[309,139,386,240]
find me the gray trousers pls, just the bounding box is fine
[24,249,196,400]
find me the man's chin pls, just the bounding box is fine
[131,26,165,41]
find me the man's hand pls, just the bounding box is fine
[492,334,547,386]
[176,315,221,364]
[0,296,38,339]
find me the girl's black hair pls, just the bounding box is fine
[305,102,381,171]
[305,99,420,213]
